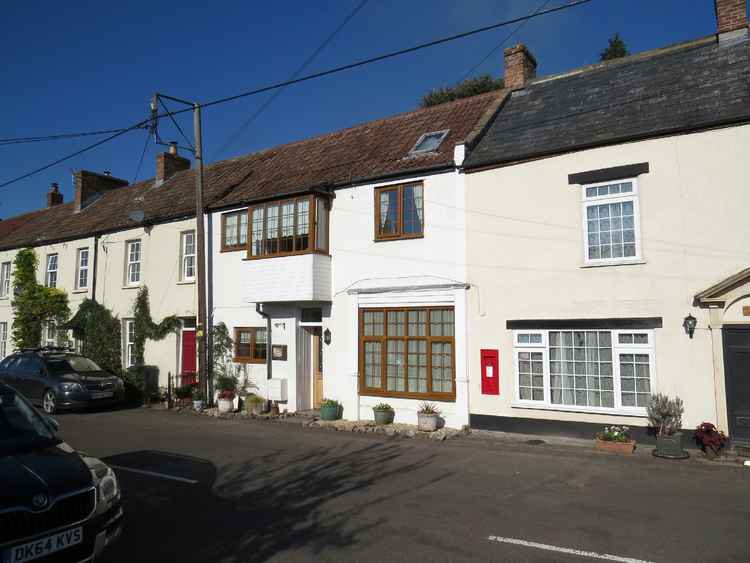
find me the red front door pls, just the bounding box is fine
[181,330,196,385]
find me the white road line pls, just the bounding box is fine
[110,465,198,484]
[487,536,656,563]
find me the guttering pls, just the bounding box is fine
[347,282,470,295]
[255,303,272,380]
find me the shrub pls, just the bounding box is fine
[418,402,440,415]
[215,374,238,397]
[646,393,684,436]
[373,402,393,412]
[597,425,631,443]
[175,384,194,400]
[193,388,204,401]
[694,422,728,456]
[320,398,340,408]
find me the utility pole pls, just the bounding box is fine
[151,93,210,405]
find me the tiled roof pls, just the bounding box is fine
[0,91,502,251]
[464,35,750,169]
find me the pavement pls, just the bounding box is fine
[54,406,750,563]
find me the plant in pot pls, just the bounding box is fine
[216,375,237,414]
[417,402,441,432]
[244,394,266,416]
[595,425,635,454]
[694,422,729,460]
[319,398,342,421]
[647,393,689,459]
[192,388,205,412]
[373,402,395,426]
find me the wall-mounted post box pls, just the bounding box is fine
[481,349,499,395]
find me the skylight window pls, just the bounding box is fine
[409,129,449,155]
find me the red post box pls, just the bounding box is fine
[481,349,499,395]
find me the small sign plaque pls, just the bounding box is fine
[272,345,287,361]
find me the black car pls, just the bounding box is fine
[0,383,122,562]
[0,350,124,415]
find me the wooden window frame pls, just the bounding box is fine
[374,181,425,242]
[358,306,455,401]
[234,327,267,364]
[221,210,249,252]
[245,194,330,261]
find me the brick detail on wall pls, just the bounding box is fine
[716,0,748,34]
[503,44,537,91]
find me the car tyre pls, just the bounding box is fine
[42,389,57,415]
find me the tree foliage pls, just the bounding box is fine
[599,33,629,61]
[11,248,69,350]
[67,299,122,376]
[420,74,504,108]
[132,286,180,366]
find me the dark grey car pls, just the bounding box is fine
[0,350,124,414]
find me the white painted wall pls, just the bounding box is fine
[465,124,750,429]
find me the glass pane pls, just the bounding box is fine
[402,184,423,234]
[364,342,382,388]
[225,215,238,246]
[519,350,544,402]
[295,199,310,251]
[379,190,398,235]
[431,342,452,393]
[408,340,427,393]
[386,340,405,391]
[363,311,384,336]
[266,206,279,254]
[430,309,454,337]
[280,202,295,252]
[251,208,264,257]
[239,212,248,245]
[407,310,426,336]
[315,198,328,252]
[254,328,267,360]
[387,311,406,337]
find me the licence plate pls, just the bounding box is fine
[8,527,82,563]
[91,391,114,399]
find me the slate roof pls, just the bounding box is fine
[0,91,502,251]
[464,35,750,169]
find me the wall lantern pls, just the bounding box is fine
[323,328,332,345]
[682,314,697,339]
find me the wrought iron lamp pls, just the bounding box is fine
[683,314,697,339]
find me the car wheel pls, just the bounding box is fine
[42,390,57,415]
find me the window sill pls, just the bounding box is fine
[359,388,455,402]
[221,246,247,253]
[177,280,196,285]
[580,258,646,269]
[373,234,424,243]
[72,289,89,294]
[121,284,141,290]
[234,357,266,364]
[0,296,8,301]
[511,401,647,418]
[242,250,330,261]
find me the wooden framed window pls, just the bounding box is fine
[221,210,248,252]
[234,327,267,363]
[247,195,330,260]
[359,306,455,401]
[374,182,424,241]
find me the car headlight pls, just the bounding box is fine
[93,465,120,510]
[60,382,83,392]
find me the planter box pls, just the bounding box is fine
[654,432,689,459]
[417,413,439,432]
[373,409,395,426]
[320,404,342,421]
[217,398,234,414]
[595,438,636,455]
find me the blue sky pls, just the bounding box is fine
[0,0,716,218]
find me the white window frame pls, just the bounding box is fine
[513,328,656,416]
[44,321,57,348]
[0,262,10,298]
[180,231,196,282]
[581,177,642,266]
[125,319,136,368]
[0,321,7,358]
[75,248,89,290]
[45,254,59,288]
[125,240,141,286]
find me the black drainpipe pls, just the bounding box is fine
[255,303,272,380]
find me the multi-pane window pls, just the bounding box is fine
[375,182,424,240]
[181,231,196,281]
[248,195,329,259]
[513,329,655,413]
[0,262,10,298]
[582,178,641,264]
[75,248,89,290]
[360,307,455,400]
[125,320,136,367]
[0,322,7,358]
[234,327,267,363]
[126,241,141,285]
[222,210,248,251]
[45,254,58,288]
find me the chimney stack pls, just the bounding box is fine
[46,182,63,208]
[715,0,748,41]
[74,170,128,213]
[156,141,191,185]
[504,44,537,90]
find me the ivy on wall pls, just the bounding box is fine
[67,299,122,376]
[132,286,180,367]
[11,248,69,350]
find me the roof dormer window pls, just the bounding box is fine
[409,129,449,155]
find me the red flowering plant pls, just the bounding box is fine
[215,374,237,401]
[694,422,728,457]
[596,425,632,443]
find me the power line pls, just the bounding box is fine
[158,96,194,151]
[0,127,132,146]
[0,0,593,190]
[132,129,152,184]
[212,0,369,160]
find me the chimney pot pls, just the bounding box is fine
[103,170,111,176]
[715,0,748,38]
[168,141,178,155]
[504,44,537,90]
[46,182,64,208]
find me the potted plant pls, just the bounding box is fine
[373,402,395,425]
[193,388,204,412]
[595,425,635,454]
[319,398,342,421]
[244,394,266,416]
[417,402,441,432]
[175,384,193,407]
[216,375,237,414]
[647,393,689,459]
[694,422,729,460]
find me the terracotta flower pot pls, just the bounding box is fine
[595,438,636,455]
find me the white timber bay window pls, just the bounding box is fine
[513,329,656,415]
[180,231,196,281]
[582,178,641,265]
[75,248,89,290]
[125,240,141,285]
[45,254,58,288]
[0,262,10,298]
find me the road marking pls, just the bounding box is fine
[110,465,198,484]
[487,536,656,563]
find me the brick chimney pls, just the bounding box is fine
[74,170,128,213]
[46,182,63,208]
[156,142,191,185]
[504,44,537,90]
[715,0,748,40]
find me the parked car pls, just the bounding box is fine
[0,349,124,414]
[0,383,123,561]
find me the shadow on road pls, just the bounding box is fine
[103,441,449,562]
